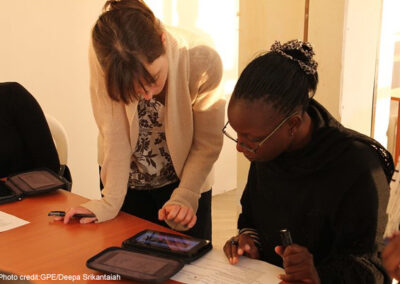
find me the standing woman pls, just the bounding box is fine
[223,40,393,283]
[61,0,224,240]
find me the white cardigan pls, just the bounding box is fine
[82,27,225,230]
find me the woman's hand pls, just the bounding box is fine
[275,244,320,284]
[382,232,400,280]
[223,234,260,264]
[158,204,197,229]
[53,206,97,224]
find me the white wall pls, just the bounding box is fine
[374,0,400,148]
[0,0,238,198]
[309,0,387,138]
[308,0,346,120]
[0,0,103,199]
[340,0,382,136]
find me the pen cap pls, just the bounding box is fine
[280,229,293,247]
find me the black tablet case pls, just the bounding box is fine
[122,231,212,263]
[86,247,184,283]
[0,168,71,204]
[87,230,213,283]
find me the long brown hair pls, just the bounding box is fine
[92,0,165,104]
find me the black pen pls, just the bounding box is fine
[280,228,293,250]
[48,210,96,218]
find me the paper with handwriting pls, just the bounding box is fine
[172,249,283,284]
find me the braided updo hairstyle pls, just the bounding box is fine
[232,40,319,116]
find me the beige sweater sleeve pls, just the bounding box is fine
[80,42,132,222]
[164,45,225,230]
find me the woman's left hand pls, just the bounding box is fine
[158,204,197,229]
[275,244,320,284]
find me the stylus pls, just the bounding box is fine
[280,228,293,250]
[48,211,96,218]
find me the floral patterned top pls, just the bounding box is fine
[129,98,179,189]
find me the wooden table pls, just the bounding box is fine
[0,190,179,283]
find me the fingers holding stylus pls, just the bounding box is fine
[223,234,259,265]
[49,207,97,224]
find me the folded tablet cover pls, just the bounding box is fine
[86,247,184,283]
[8,170,65,194]
[0,169,69,204]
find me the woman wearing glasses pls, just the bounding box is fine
[223,40,393,283]
[57,0,224,240]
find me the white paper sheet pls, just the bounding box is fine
[0,211,29,232]
[171,249,284,284]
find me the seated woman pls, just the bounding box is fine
[0,82,60,178]
[223,40,393,283]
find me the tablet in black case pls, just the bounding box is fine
[86,247,184,283]
[122,229,212,263]
[0,168,71,204]
[86,229,212,283]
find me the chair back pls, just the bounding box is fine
[45,114,71,184]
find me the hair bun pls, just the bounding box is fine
[270,40,318,75]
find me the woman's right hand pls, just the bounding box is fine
[223,234,260,264]
[53,206,97,224]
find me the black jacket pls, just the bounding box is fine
[238,99,393,283]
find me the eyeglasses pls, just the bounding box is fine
[222,112,298,154]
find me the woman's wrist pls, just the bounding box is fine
[239,228,262,251]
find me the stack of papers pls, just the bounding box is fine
[172,249,283,284]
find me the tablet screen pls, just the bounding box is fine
[100,250,167,274]
[135,231,200,252]
[88,248,184,282]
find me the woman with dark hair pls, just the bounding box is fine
[59,0,224,240]
[223,40,393,283]
[0,82,60,177]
